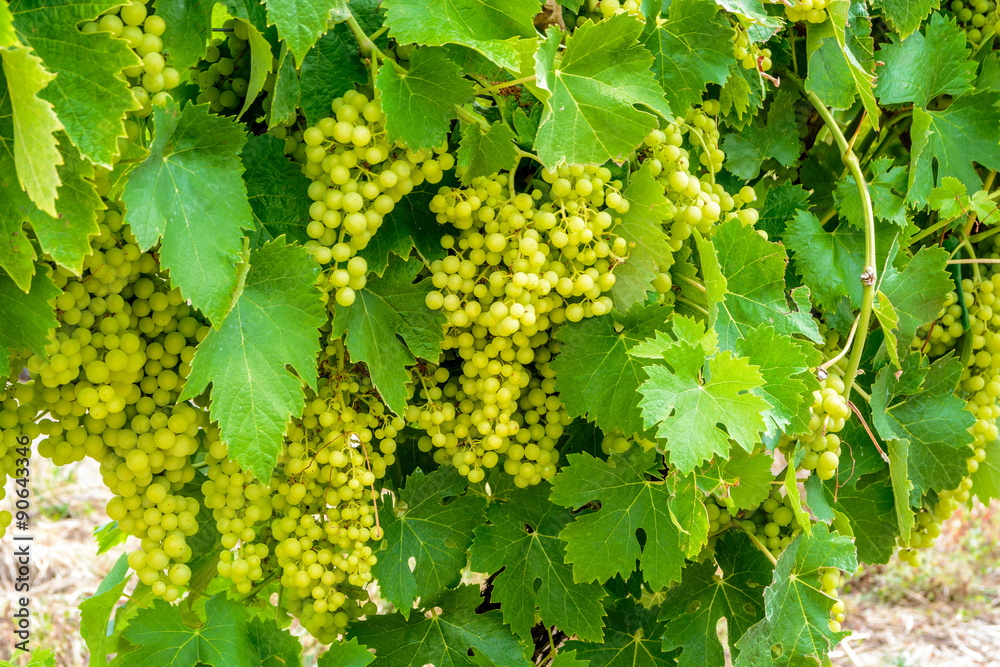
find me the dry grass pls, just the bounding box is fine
[4,456,1000,666]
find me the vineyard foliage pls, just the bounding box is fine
[2,0,1000,665]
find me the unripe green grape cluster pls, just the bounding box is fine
[639,104,758,290]
[820,567,846,632]
[786,373,850,481]
[776,0,829,23]
[949,0,1000,47]
[415,166,630,486]
[704,496,735,534]
[733,27,772,72]
[599,0,642,19]
[80,0,179,117]
[26,199,212,599]
[301,90,455,306]
[206,363,392,642]
[0,380,41,525]
[743,489,803,557]
[193,20,277,115]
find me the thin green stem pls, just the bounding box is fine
[676,295,709,316]
[546,625,558,659]
[677,274,706,293]
[681,122,716,185]
[969,225,1000,244]
[800,85,877,403]
[740,520,778,566]
[344,14,405,75]
[962,239,982,282]
[859,110,911,167]
[456,104,489,129]
[515,148,544,164]
[475,75,537,97]
[818,207,837,226]
[908,215,955,246]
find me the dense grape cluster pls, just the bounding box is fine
[301,90,455,306]
[950,0,1000,46]
[821,567,847,632]
[743,489,803,557]
[599,0,642,18]
[775,0,829,23]
[23,196,213,600]
[639,105,758,293]
[733,26,772,72]
[193,20,277,116]
[413,166,630,485]
[205,361,391,642]
[781,373,850,480]
[81,0,179,117]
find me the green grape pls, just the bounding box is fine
[411,164,631,485]
[80,0,179,118]
[733,25,772,72]
[206,359,394,642]
[301,90,456,307]
[776,0,829,23]
[780,373,849,479]
[193,20,279,117]
[949,0,1000,47]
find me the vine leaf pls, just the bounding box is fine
[263,0,337,63]
[836,157,909,231]
[643,0,735,114]
[907,90,1000,204]
[469,482,608,642]
[870,0,940,40]
[732,324,822,437]
[829,472,898,564]
[371,467,487,616]
[116,595,254,665]
[804,0,876,116]
[0,0,14,46]
[245,617,303,666]
[269,42,300,129]
[121,100,253,324]
[456,120,519,184]
[706,447,775,512]
[878,245,953,356]
[721,89,800,181]
[0,47,62,215]
[875,12,976,109]
[182,238,325,482]
[377,49,475,151]
[236,18,274,120]
[154,0,214,73]
[533,14,672,167]
[713,218,823,350]
[356,181,450,276]
[611,165,675,310]
[0,269,59,376]
[79,554,130,666]
[563,595,677,667]
[762,523,858,664]
[659,531,773,667]
[299,23,367,127]
[551,303,670,438]
[242,134,311,247]
[550,650,588,667]
[8,0,140,166]
[638,341,769,475]
[971,437,1000,505]
[316,638,376,667]
[349,586,533,667]
[668,474,710,558]
[871,356,976,496]
[382,0,539,69]
[330,254,447,415]
[784,209,894,312]
[549,447,685,590]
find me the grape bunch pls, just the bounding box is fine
[704,496,734,535]
[0,378,39,540]
[81,0,179,118]
[24,196,214,600]
[949,0,1000,47]
[413,165,631,485]
[205,359,393,642]
[743,489,803,557]
[774,0,830,23]
[783,373,850,480]
[599,0,642,19]
[193,20,277,116]
[733,25,772,73]
[301,90,455,306]
[820,567,847,632]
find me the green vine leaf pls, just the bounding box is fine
[638,341,769,474]
[79,554,131,666]
[330,255,447,415]
[721,89,800,181]
[456,120,520,184]
[552,302,671,439]
[533,14,672,167]
[563,595,677,667]
[469,482,608,642]
[317,639,376,667]
[154,0,214,72]
[870,0,940,40]
[349,586,533,667]
[242,133,311,247]
[549,447,684,590]
[299,23,367,128]
[0,268,59,376]
[659,531,773,666]
[372,467,487,616]
[182,238,326,481]
[643,0,735,114]
[263,0,337,63]
[121,100,253,324]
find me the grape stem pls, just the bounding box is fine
[819,316,858,372]
[948,258,1000,264]
[677,274,706,294]
[675,295,709,316]
[847,401,890,464]
[239,569,280,602]
[546,624,558,659]
[797,81,876,403]
[344,14,406,74]
[739,521,778,566]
